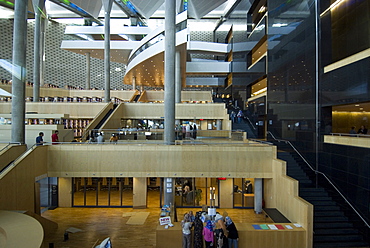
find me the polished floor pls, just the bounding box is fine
[41,207,272,248]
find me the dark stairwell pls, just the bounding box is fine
[273,140,370,248]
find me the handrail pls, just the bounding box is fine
[330,133,370,138]
[245,116,257,130]
[267,131,370,229]
[0,144,38,179]
[0,142,22,153]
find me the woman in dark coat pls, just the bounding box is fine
[193,212,204,248]
[225,216,239,248]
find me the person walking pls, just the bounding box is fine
[36,132,45,146]
[51,130,59,144]
[237,110,243,123]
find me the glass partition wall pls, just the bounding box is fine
[72,177,133,207]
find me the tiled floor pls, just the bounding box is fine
[41,207,272,248]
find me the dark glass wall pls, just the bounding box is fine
[319,0,370,224]
[266,0,370,224]
[267,0,317,152]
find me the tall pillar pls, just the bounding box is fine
[163,0,176,207]
[102,0,113,103]
[217,119,222,130]
[132,76,136,91]
[86,52,91,89]
[163,178,174,208]
[11,0,28,144]
[164,0,176,145]
[32,0,45,102]
[40,17,46,88]
[254,178,263,214]
[175,50,181,103]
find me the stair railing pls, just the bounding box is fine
[267,131,370,229]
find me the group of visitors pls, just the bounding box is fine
[349,125,368,136]
[182,211,239,248]
[36,130,59,146]
[230,110,244,124]
[177,123,197,140]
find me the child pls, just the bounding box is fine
[203,220,214,248]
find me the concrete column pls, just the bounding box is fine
[175,50,181,103]
[163,178,174,208]
[11,0,28,144]
[164,0,176,145]
[254,178,263,214]
[217,119,222,130]
[86,52,91,89]
[132,76,136,91]
[40,18,47,88]
[102,0,113,103]
[32,0,45,102]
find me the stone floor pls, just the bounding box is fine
[41,207,272,248]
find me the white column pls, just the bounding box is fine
[254,178,263,214]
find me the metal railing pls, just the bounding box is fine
[329,133,370,138]
[267,131,370,229]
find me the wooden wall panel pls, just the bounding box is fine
[133,177,147,208]
[47,144,274,178]
[264,158,313,248]
[58,178,72,207]
[0,144,27,171]
[0,146,48,212]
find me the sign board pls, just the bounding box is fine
[159,216,172,226]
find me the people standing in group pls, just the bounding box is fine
[97,133,104,143]
[109,133,118,144]
[36,132,45,146]
[193,212,203,248]
[51,130,59,144]
[357,125,368,135]
[214,213,228,248]
[225,216,239,248]
[237,110,243,123]
[203,220,214,248]
[230,111,236,123]
[181,213,193,248]
[193,123,197,139]
[349,126,357,136]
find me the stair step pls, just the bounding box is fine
[300,191,328,197]
[314,228,359,235]
[314,222,353,228]
[314,205,341,211]
[314,216,348,222]
[314,211,345,217]
[314,234,364,242]
[300,187,326,192]
[314,241,369,248]
[304,196,332,201]
[308,200,336,206]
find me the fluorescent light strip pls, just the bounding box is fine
[320,0,346,17]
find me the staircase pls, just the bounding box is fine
[276,147,369,248]
[232,119,257,139]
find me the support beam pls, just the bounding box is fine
[86,52,91,90]
[102,0,113,103]
[11,0,28,144]
[164,0,176,145]
[32,0,45,102]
